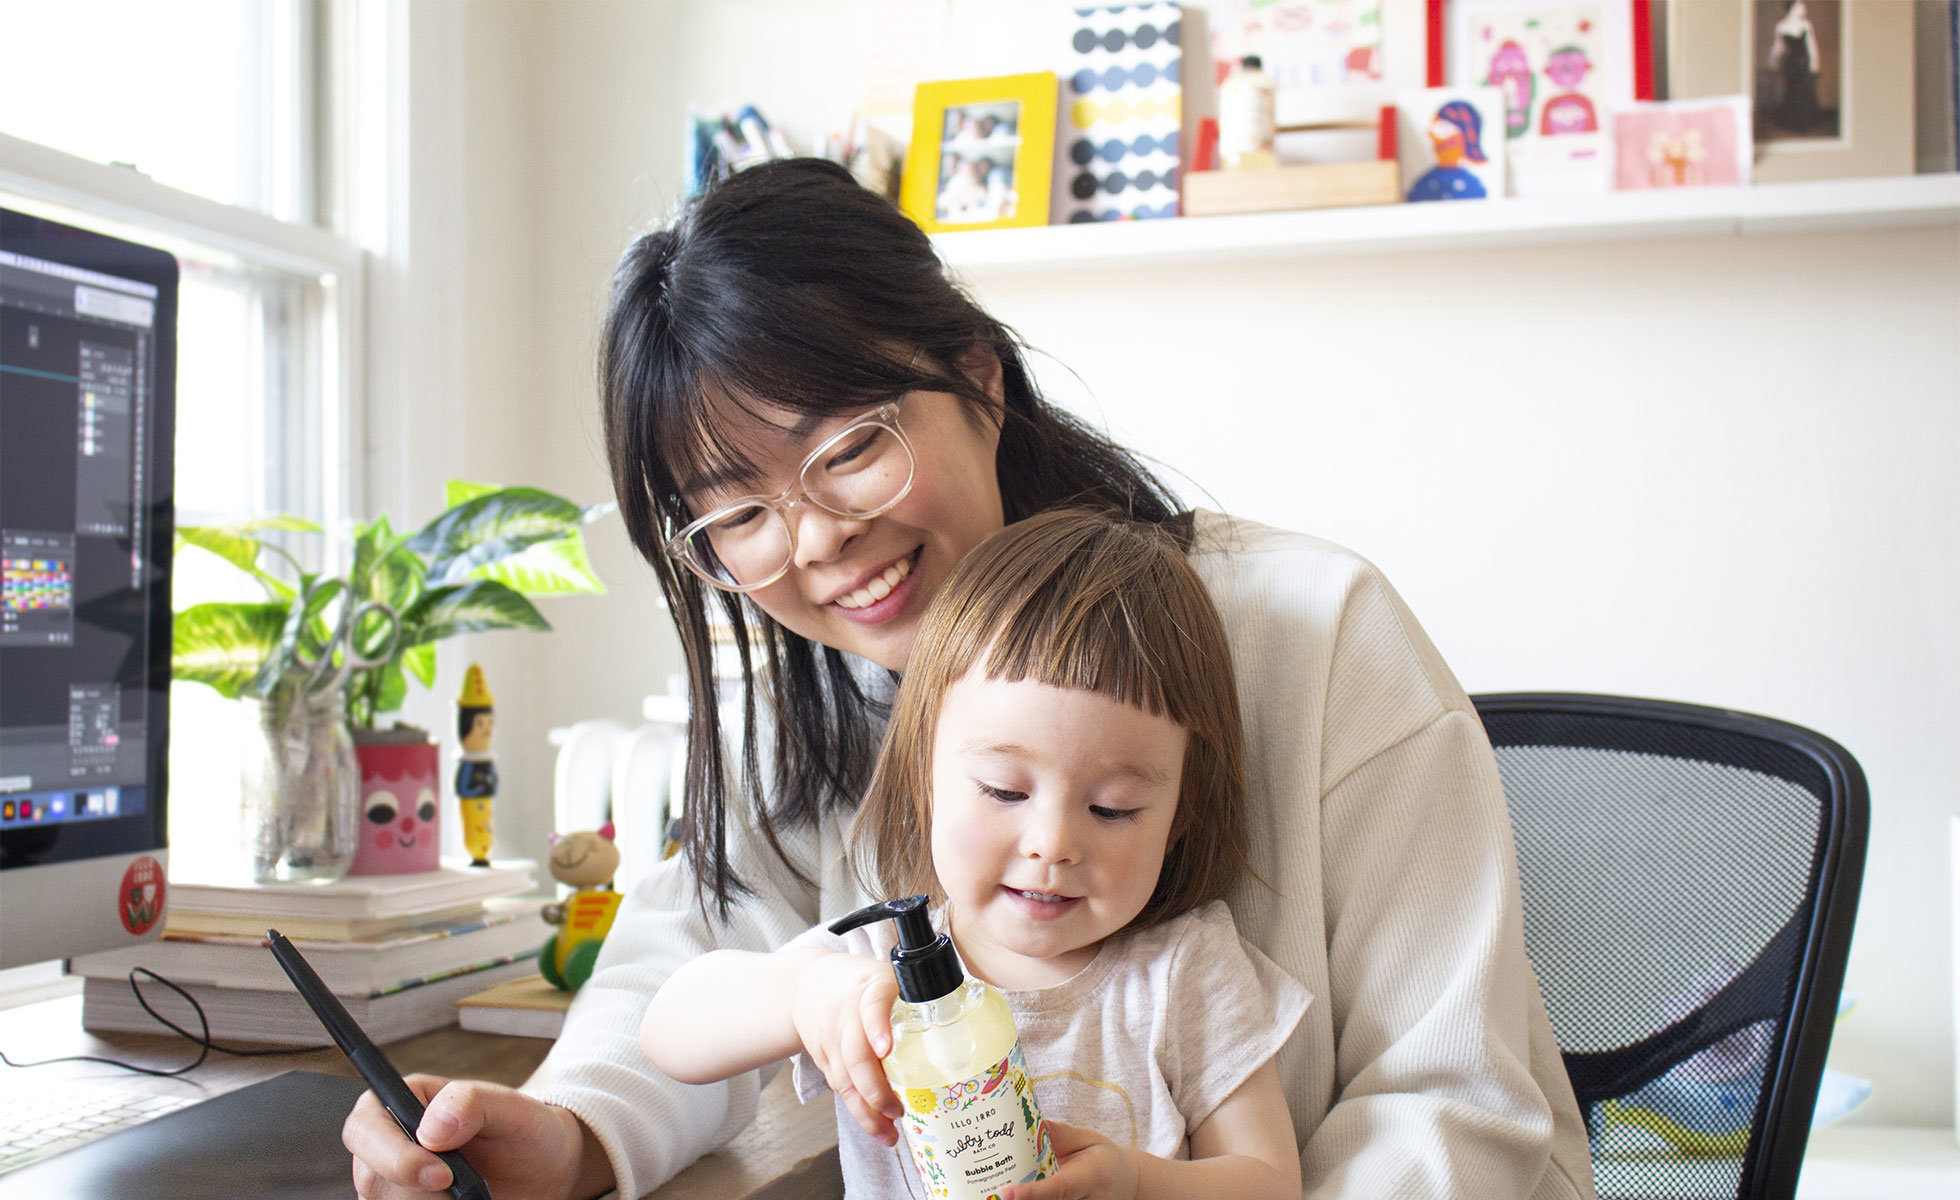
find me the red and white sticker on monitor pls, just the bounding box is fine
[118,855,164,935]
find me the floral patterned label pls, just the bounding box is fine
[898,1041,1056,1199]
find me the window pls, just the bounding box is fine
[0,0,367,879]
[0,0,316,222]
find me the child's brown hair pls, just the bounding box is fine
[854,508,1249,934]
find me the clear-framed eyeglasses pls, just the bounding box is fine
[663,402,916,592]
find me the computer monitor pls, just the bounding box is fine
[0,208,177,969]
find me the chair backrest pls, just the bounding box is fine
[1472,693,1867,1200]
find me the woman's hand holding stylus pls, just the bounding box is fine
[343,1075,612,1200]
[790,950,904,1146]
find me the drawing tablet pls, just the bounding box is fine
[0,1070,368,1199]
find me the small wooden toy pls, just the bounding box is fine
[454,663,497,867]
[539,822,623,992]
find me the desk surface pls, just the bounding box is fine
[0,992,837,1200]
[6,993,1949,1199]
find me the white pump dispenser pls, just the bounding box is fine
[830,896,1056,1198]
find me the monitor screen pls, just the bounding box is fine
[0,208,176,968]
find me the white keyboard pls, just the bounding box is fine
[0,1082,199,1174]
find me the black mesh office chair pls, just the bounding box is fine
[1472,693,1867,1200]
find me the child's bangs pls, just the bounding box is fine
[959,542,1196,728]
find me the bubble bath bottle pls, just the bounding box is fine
[830,896,1057,1199]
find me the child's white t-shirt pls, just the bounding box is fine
[785,899,1312,1198]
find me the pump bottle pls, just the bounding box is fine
[830,896,1057,1199]
[1218,53,1278,170]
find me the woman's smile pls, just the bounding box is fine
[827,547,922,622]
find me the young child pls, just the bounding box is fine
[641,509,1309,1200]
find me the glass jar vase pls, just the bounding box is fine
[244,683,359,883]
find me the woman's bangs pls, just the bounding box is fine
[650,352,914,520]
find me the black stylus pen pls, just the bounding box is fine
[268,928,493,1200]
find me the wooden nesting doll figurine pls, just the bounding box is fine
[539,823,623,992]
[454,663,498,867]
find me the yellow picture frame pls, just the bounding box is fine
[901,72,1058,234]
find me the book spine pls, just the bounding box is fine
[368,951,539,999]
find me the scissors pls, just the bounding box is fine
[289,578,401,695]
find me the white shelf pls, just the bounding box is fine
[932,174,1960,275]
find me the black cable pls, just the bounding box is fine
[0,967,329,1076]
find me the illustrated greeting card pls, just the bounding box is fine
[1614,97,1752,190]
[1448,1,1636,195]
[1396,86,1508,201]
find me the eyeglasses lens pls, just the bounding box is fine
[687,509,792,589]
[799,423,911,518]
[686,421,913,590]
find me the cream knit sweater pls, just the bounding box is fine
[526,512,1596,1200]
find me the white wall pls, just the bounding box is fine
[449,0,1960,1129]
[971,226,1960,1129]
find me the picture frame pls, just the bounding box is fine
[1664,0,1915,183]
[1438,0,1655,104]
[900,73,1058,234]
[1209,1,1434,129]
[1436,0,1655,194]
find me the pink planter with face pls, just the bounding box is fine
[349,740,441,875]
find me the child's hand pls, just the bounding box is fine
[998,1120,1139,1200]
[790,950,903,1146]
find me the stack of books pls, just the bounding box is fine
[454,973,573,1039]
[71,861,545,1045]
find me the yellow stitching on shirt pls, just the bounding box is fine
[1029,1071,1139,1149]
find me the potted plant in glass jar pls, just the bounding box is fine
[171,482,611,883]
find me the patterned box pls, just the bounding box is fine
[1052,3,1184,223]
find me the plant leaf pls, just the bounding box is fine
[403,581,550,646]
[444,479,501,507]
[402,641,437,687]
[465,530,608,596]
[171,603,287,698]
[370,657,409,716]
[350,515,424,645]
[175,519,316,600]
[407,487,613,587]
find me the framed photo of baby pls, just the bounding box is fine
[1662,0,1915,182]
[901,73,1058,234]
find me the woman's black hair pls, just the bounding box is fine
[599,158,1183,918]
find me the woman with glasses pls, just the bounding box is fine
[344,158,1593,1200]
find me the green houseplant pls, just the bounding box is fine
[172,481,611,882]
[172,481,612,728]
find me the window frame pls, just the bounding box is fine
[0,130,367,535]
[0,0,473,1000]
